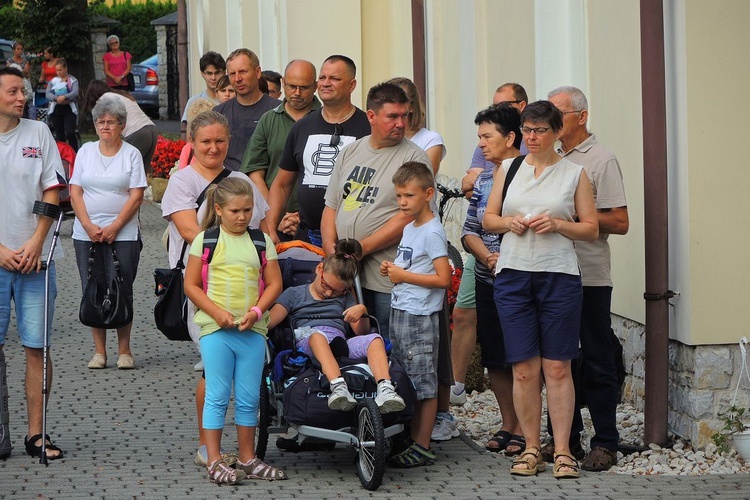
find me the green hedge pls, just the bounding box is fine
[0,5,21,40]
[91,0,176,63]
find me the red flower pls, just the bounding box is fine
[447,266,463,330]
[150,136,185,178]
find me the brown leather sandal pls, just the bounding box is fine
[553,451,580,479]
[510,446,547,476]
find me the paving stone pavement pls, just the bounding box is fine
[0,201,749,499]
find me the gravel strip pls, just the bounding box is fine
[451,388,750,475]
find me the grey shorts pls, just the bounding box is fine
[389,308,439,400]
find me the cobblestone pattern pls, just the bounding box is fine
[2,201,748,496]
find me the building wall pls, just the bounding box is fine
[681,0,750,345]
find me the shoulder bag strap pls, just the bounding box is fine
[501,154,526,209]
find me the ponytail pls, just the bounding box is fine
[322,239,362,286]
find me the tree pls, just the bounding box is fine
[17,0,95,87]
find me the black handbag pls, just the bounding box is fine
[79,244,133,329]
[153,242,190,341]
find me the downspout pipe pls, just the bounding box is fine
[411,0,426,112]
[640,0,671,446]
[178,0,189,137]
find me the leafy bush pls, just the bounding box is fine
[16,0,92,64]
[0,4,21,40]
[90,0,176,63]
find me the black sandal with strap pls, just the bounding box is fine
[24,433,64,460]
[485,430,513,453]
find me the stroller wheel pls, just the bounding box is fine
[255,373,271,460]
[356,398,385,491]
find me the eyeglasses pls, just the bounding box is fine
[320,271,348,296]
[520,126,551,135]
[95,120,120,129]
[203,70,224,77]
[560,110,582,115]
[329,123,343,148]
[284,83,315,93]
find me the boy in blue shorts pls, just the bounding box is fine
[380,161,451,467]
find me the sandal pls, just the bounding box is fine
[24,433,64,460]
[504,435,526,456]
[553,451,580,479]
[207,458,246,485]
[581,446,617,472]
[238,457,288,480]
[485,430,513,453]
[541,438,585,463]
[510,446,546,476]
[388,441,436,468]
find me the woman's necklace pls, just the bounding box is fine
[99,148,118,171]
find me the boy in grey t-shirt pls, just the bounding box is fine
[380,162,450,467]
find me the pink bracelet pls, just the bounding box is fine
[250,306,263,318]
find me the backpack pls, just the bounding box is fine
[200,226,267,294]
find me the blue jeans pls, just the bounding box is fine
[362,289,392,340]
[0,264,56,348]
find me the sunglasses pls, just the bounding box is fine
[329,123,343,148]
[320,270,349,296]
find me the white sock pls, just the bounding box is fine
[330,377,345,386]
[452,382,465,395]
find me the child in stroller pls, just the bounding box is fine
[267,239,405,414]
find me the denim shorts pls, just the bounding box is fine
[389,308,439,400]
[0,264,57,348]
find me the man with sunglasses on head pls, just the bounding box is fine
[181,51,226,130]
[241,60,321,241]
[266,55,370,246]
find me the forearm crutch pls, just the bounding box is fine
[31,201,64,465]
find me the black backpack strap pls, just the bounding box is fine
[501,155,526,208]
[202,227,266,266]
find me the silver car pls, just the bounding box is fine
[130,54,159,118]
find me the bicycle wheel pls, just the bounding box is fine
[356,398,386,490]
[447,242,464,273]
[255,372,271,460]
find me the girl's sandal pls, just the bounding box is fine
[510,446,546,476]
[553,451,580,479]
[238,457,288,480]
[207,459,246,485]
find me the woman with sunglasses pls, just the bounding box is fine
[482,100,598,479]
[267,238,405,414]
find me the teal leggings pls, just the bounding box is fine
[200,328,265,429]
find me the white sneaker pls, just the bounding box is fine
[374,380,406,414]
[450,385,467,406]
[328,379,356,411]
[194,360,204,371]
[431,412,460,441]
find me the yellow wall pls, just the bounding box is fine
[683,0,750,344]
[587,0,645,324]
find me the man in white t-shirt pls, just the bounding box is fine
[0,67,66,461]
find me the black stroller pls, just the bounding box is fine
[254,244,416,490]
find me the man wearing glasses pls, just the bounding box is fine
[266,55,370,246]
[544,86,629,472]
[181,51,226,127]
[241,60,321,241]
[321,82,431,340]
